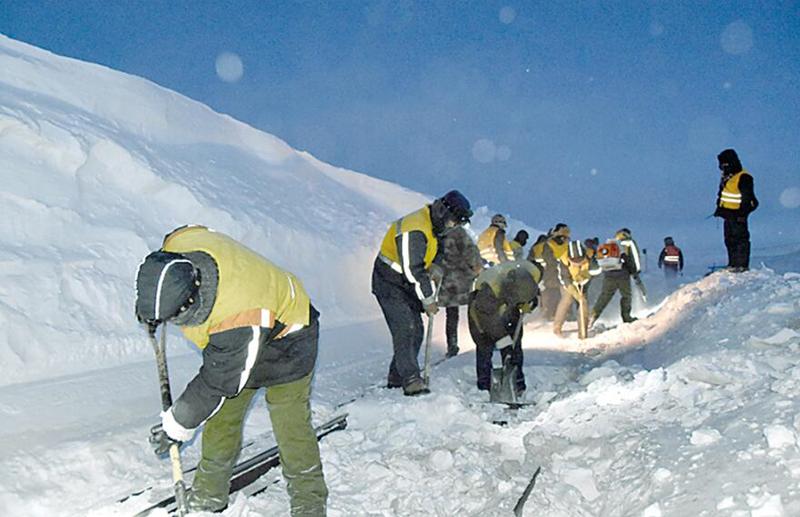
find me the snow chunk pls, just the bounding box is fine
[717,496,736,510]
[562,467,600,502]
[690,428,721,446]
[755,328,800,345]
[652,467,672,483]
[429,449,455,471]
[642,502,662,516]
[747,492,784,516]
[763,425,796,449]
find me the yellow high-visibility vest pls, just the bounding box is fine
[477,226,514,264]
[163,226,311,349]
[719,170,751,210]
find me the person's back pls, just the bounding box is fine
[436,226,482,357]
[658,236,683,277]
[136,225,327,515]
[477,214,514,266]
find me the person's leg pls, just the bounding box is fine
[591,275,615,322]
[189,388,258,511]
[500,329,525,392]
[730,219,751,269]
[619,276,634,322]
[375,288,424,386]
[552,286,573,335]
[542,283,560,321]
[469,316,493,390]
[723,219,736,268]
[445,306,459,357]
[266,373,327,517]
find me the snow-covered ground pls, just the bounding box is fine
[1,35,800,517]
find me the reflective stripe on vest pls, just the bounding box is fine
[719,171,748,210]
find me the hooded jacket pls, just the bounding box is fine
[468,261,541,347]
[158,225,318,438]
[435,226,483,306]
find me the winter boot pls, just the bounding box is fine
[403,378,430,396]
[186,489,228,514]
[446,345,459,358]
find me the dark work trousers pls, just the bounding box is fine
[591,273,634,323]
[372,261,424,387]
[468,316,525,392]
[663,265,679,279]
[724,218,751,269]
[445,306,459,352]
[539,282,560,321]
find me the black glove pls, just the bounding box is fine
[149,423,182,457]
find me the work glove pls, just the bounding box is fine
[149,423,182,457]
[496,336,514,349]
[423,300,439,316]
[429,264,444,285]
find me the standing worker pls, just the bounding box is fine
[372,190,473,395]
[714,148,759,272]
[509,230,530,260]
[553,241,600,338]
[658,236,684,278]
[135,225,327,515]
[590,228,644,327]
[435,225,483,358]
[527,224,570,321]
[478,214,515,266]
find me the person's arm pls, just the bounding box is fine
[679,250,684,271]
[395,230,435,303]
[163,322,281,441]
[739,174,759,215]
[494,229,509,263]
[472,285,513,345]
[658,249,665,269]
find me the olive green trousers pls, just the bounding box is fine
[191,373,327,516]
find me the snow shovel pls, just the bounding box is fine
[577,284,588,340]
[422,282,442,389]
[147,324,188,517]
[490,318,524,405]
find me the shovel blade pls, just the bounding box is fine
[490,362,519,404]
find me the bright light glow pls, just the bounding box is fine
[215,52,244,83]
[472,139,496,163]
[721,21,753,55]
[499,6,516,25]
[779,187,800,209]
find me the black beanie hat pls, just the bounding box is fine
[136,251,199,325]
[717,148,742,173]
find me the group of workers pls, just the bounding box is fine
[127,148,756,516]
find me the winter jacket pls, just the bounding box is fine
[605,237,642,278]
[160,225,318,434]
[658,245,684,270]
[468,261,541,347]
[435,227,482,307]
[477,225,514,265]
[529,238,568,287]
[557,255,601,298]
[377,205,438,304]
[715,170,758,220]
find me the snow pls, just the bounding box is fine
[2,34,800,517]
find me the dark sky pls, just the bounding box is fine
[1,0,799,251]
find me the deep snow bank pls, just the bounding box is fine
[0,34,435,386]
